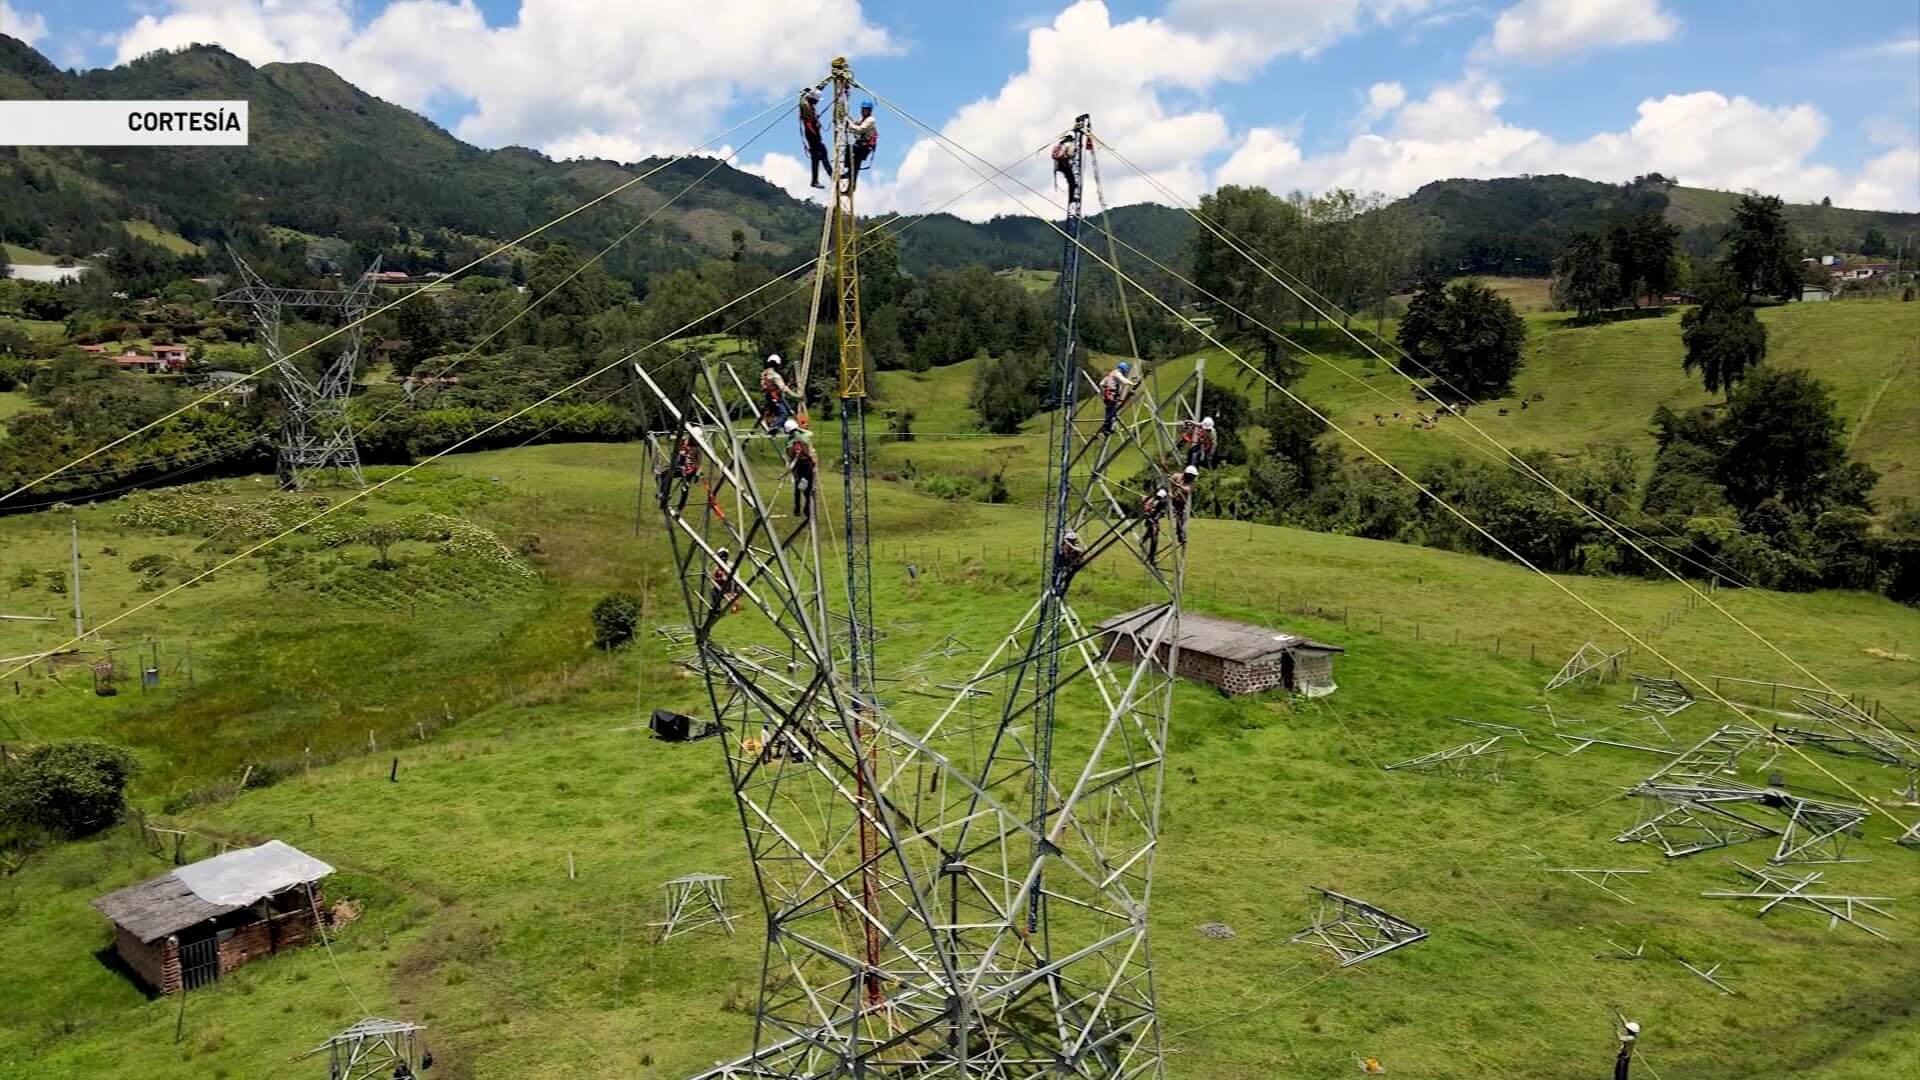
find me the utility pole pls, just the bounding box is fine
[69,516,84,640]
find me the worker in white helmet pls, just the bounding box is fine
[1140,486,1170,561]
[1182,415,1217,467]
[1615,1020,1640,1080]
[1171,464,1197,545]
[1052,528,1086,596]
[783,417,816,519]
[760,353,796,427]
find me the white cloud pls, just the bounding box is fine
[1218,78,1920,211]
[856,1,1434,217]
[113,0,893,161]
[1,0,50,46]
[1357,81,1406,126]
[1488,0,1677,60]
[853,1,1241,218]
[1168,0,1434,57]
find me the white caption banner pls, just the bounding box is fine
[0,100,250,146]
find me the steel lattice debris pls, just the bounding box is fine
[1544,641,1624,692]
[1382,737,1506,782]
[1545,868,1650,905]
[298,1018,428,1080]
[652,873,738,941]
[1288,888,1428,968]
[1773,697,1920,770]
[1701,861,1897,939]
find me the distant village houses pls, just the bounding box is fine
[110,344,191,373]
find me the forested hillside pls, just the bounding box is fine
[1400,174,1920,276]
[0,36,1196,287]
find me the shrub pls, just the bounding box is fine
[590,591,642,649]
[0,740,139,848]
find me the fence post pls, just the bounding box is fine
[1494,637,1501,658]
[1415,622,1420,642]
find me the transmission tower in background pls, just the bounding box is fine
[640,102,1197,1078]
[216,251,380,489]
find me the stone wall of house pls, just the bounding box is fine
[114,926,179,994]
[1106,633,1334,696]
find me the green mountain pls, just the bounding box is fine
[1398,174,1920,276]
[0,36,1194,285]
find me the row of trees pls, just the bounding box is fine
[1188,186,1416,336]
[1551,211,1683,320]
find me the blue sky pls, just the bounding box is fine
[4,1,1916,215]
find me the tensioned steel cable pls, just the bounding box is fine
[1095,138,1911,722]
[868,85,1910,832]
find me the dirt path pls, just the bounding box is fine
[1849,362,1905,450]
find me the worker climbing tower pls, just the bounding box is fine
[215,251,380,489]
[638,97,1199,1079]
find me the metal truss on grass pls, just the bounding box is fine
[1382,737,1505,783]
[1545,868,1649,905]
[654,874,740,941]
[1701,861,1896,939]
[1773,697,1920,770]
[1619,776,1868,864]
[299,1019,428,1080]
[1288,888,1428,968]
[1543,641,1623,692]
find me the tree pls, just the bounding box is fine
[1861,227,1889,257]
[1608,211,1680,306]
[364,524,402,569]
[1552,230,1619,321]
[590,591,642,649]
[0,321,34,362]
[0,740,138,845]
[1718,368,1868,513]
[969,351,1047,434]
[1724,194,1801,301]
[1397,279,1527,399]
[392,296,448,368]
[1680,277,1766,396]
[1255,394,1330,502]
[1820,195,1832,207]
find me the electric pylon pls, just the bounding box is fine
[215,251,380,489]
[639,103,1197,1079]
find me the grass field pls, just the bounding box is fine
[121,221,203,256]
[1264,298,1920,504]
[2,242,58,265]
[0,390,35,424]
[1,442,1916,1080]
[997,267,1060,294]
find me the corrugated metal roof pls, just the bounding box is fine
[1096,605,1342,663]
[91,841,333,943]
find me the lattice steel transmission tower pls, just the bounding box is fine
[640,102,1199,1079]
[216,251,380,488]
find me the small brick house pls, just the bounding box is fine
[1097,605,1343,697]
[91,840,334,994]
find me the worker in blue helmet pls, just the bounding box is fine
[845,99,878,192]
[1097,360,1136,435]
